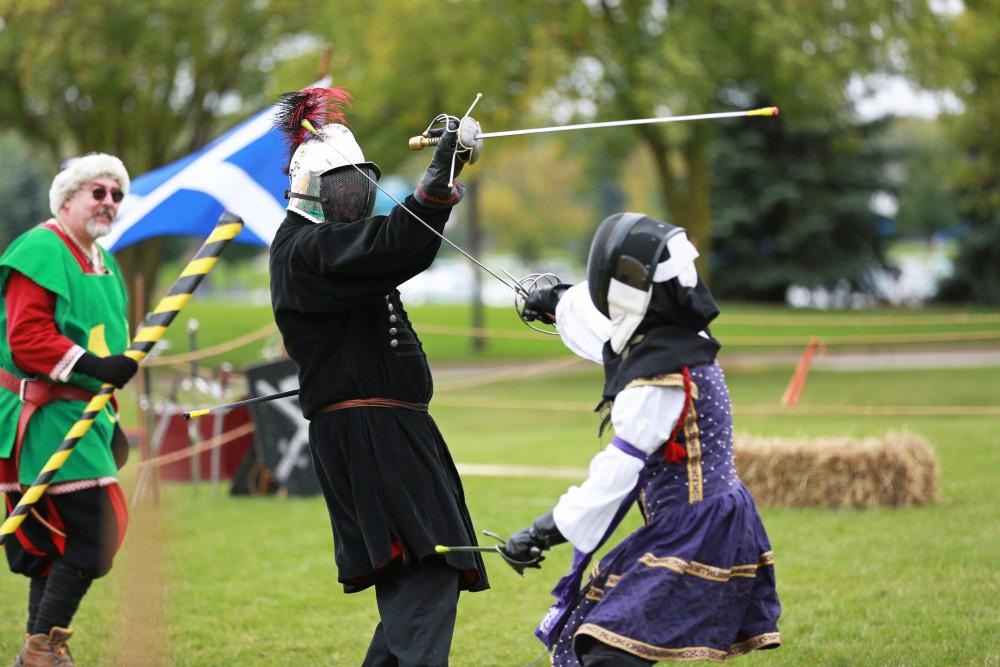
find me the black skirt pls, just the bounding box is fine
[308,406,489,594]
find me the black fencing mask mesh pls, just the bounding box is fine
[319,164,379,223]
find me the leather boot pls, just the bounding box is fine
[19,627,75,667]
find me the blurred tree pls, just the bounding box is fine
[301,1,548,176]
[709,112,893,301]
[0,0,309,167]
[934,0,1000,303]
[535,0,946,282]
[478,140,595,261]
[888,119,962,241]
[0,0,311,313]
[0,132,53,249]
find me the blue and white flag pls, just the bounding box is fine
[101,79,410,252]
[103,103,290,251]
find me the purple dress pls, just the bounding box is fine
[548,362,781,664]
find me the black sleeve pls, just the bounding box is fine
[290,196,450,293]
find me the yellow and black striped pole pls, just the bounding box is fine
[0,212,244,543]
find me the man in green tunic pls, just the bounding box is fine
[1,153,138,667]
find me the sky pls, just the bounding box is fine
[850,74,964,121]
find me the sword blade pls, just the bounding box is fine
[476,107,779,140]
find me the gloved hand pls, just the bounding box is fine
[414,115,482,208]
[73,352,138,389]
[499,509,567,571]
[522,283,571,324]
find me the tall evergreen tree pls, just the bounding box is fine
[710,111,893,301]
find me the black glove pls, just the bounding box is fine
[499,509,567,571]
[73,352,138,389]
[414,115,482,208]
[522,283,571,324]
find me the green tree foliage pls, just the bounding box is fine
[709,113,893,301]
[0,133,52,248]
[304,1,549,176]
[0,0,310,169]
[478,140,595,260]
[535,0,945,282]
[0,0,312,309]
[935,0,1000,303]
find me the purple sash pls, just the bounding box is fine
[535,436,646,647]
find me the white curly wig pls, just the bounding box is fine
[49,153,130,217]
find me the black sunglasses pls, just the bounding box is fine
[90,186,124,204]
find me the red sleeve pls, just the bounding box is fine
[5,270,79,377]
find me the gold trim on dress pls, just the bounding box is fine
[728,632,783,656]
[638,551,775,583]
[683,394,703,503]
[575,625,781,662]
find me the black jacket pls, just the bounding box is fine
[268,201,488,593]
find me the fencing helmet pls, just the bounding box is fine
[587,212,703,353]
[275,87,381,224]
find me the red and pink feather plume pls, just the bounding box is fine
[274,87,352,170]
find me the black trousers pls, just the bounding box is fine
[3,484,127,579]
[361,558,460,667]
[577,636,655,667]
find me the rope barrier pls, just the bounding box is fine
[125,422,256,471]
[137,318,1000,370]
[143,322,278,366]
[435,356,583,392]
[719,312,1000,327]
[718,329,1000,346]
[417,323,557,342]
[431,395,1000,417]
[116,293,1000,369]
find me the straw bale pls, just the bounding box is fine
[733,430,938,508]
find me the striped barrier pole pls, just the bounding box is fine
[0,212,244,542]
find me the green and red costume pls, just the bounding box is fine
[1,221,129,579]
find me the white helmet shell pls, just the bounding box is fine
[287,124,368,224]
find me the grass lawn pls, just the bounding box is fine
[3,357,999,665]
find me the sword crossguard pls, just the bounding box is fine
[511,272,561,336]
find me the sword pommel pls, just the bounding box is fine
[409,134,440,150]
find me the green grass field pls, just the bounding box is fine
[2,355,999,665]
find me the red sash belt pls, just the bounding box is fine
[0,367,95,461]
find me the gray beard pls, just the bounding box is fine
[85,219,112,238]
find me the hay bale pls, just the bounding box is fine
[733,430,939,508]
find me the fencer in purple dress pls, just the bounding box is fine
[504,213,781,666]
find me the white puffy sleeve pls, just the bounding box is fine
[553,281,611,364]
[551,385,685,552]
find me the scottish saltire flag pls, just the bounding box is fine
[101,79,409,252]
[103,103,290,251]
